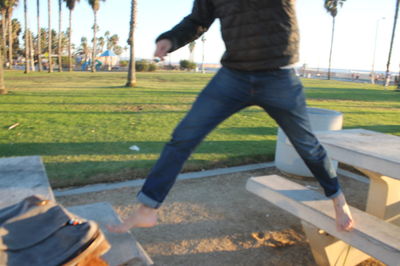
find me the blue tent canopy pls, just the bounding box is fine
[100,50,117,57]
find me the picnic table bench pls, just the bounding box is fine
[247,129,400,266]
[0,156,153,266]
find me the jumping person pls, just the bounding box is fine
[108,0,354,233]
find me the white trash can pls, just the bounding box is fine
[275,107,343,177]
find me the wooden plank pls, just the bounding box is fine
[68,202,154,266]
[246,175,400,266]
[0,156,55,209]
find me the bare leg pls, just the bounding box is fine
[107,204,158,233]
[332,192,354,231]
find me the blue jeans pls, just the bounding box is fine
[137,67,340,208]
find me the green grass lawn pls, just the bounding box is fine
[1,70,399,188]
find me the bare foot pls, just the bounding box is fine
[332,192,354,231]
[107,204,158,233]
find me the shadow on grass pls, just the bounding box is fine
[305,87,399,102]
[45,152,274,188]
[0,102,192,105]
[0,140,277,156]
[341,111,400,115]
[3,90,199,97]
[0,138,276,188]
[345,125,400,135]
[0,107,266,115]
[95,85,134,89]
[218,127,277,135]
[0,110,189,115]
[138,90,200,95]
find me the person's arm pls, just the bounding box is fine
[156,0,215,53]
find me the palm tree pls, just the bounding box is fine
[6,0,18,69]
[37,0,42,71]
[97,36,104,53]
[30,29,35,69]
[324,0,346,80]
[57,0,62,72]
[107,34,119,50]
[38,27,46,52]
[104,30,110,47]
[23,0,29,73]
[10,18,21,50]
[188,41,196,62]
[47,0,53,72]
[0,1,7,66]
[125,0,136,87]
[78,36,90,63]
[87,0,105,72]
[0,48,5,94]
[64,0,80,72]
[112,45,122,55]
[385,0,399,88]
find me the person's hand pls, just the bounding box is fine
[154,39,172,61]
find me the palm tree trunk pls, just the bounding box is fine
[24,0,30,74]
[48,0,53,72]
[126,0,136,87]
[7,10,13,69]
[385,0,400,88]
[58,0,62,72]
[29,31,35,71]
[91,11,97,72]
[1,10,7,67]
[0,48,5,94]
[37,0,42,71]
[327,17,335,80]
[68,9,73,71]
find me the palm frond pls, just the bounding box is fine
[324,0,346,17]
[64,0,80,11]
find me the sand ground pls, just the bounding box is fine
[57,167,383,266]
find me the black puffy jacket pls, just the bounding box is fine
[157,0,299,71]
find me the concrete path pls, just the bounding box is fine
[55,162,275,197]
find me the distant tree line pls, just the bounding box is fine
[0,0,138,94]
[1,0,399,94]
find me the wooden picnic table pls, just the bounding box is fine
[317,128,400,225]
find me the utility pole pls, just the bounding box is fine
[371,17,385,84]
[201,35,206,73]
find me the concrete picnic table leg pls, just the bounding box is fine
[355,167,400,226]
[301,221,369,266]
[299,167,400,266]
[301,168,400,265]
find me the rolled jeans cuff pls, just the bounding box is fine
[327,188,342,199]
[137,191,161,209]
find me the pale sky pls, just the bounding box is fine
[14,0,397,72]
